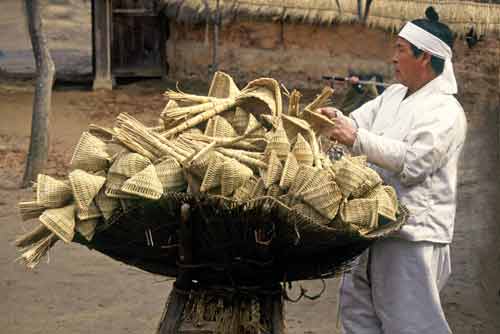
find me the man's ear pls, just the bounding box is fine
[420,52,432,67]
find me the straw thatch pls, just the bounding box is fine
[160,0,500,37]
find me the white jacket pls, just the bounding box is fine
[347,76,467,243]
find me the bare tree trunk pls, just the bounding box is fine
[21,0,55,188]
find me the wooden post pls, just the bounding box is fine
[92,0,114,90]
[157,204,192,334]
[21,0,55,188]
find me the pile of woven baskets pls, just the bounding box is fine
[15,72,406,284]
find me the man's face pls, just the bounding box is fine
[392,37,423,88]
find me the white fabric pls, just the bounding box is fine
[340,239,452,334]
[399,22,457,94]
[350,78,467,243]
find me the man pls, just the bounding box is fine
[319,7,467,334]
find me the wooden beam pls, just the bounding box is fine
[92,0,114,90]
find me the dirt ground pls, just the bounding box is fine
[1,1,500,334]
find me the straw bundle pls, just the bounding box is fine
[18,201,47,221]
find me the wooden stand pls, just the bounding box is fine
[156,204,285,334]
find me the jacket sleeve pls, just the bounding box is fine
[349,92,384,130]
[352,105,466,187]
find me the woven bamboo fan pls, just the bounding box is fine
[220,158,254,196]
[340,199,379,232]
[75,218,98,241]
[155,157,186,192]
[292,133,314,166]
[70,131,110,172]
[69,170,106,212]
[301,181,342,220]
[109,152,151,177]
[39,204,76,243]
[121,165,163,200]
[279,153,299,190]
[36,174,73,208]
[208,71,241,99]
[95,189,120,220]
[262,150,283,188]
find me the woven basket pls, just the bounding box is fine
[95,189,120,221]
[265,126,290,160]
[109,152,151,178]
[69,170,106,212]
[200,153,225,192]
[39,204,76,243]
[279,153,299,190]
[211,115,238,138]
[155,157,187,192]
[231,107,250,134]
[36,174,73,208]
[70,132,110,172]
[75,218,98,241]
[301,181,342,220]
[292,133,314,166]
[220,158,254,196]
[339,198,379,232]
[365,185,398,221]
[233,177,259,202]
[208,71,241,99]
[77,200,102,220]
[121,165,163,200]
[244,113,266,139]
[262,150,283,188]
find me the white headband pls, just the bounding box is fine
[399,22,457,94]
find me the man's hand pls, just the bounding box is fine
[318,107,357,147]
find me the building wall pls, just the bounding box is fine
[166,19,500,116]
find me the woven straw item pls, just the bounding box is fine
[200,153,225,192]
[121,165,163,200]
[70,132,110,171]
[336,158,381,198]
[296,169,334,197]
[365,185,398,221]
[279,153,299,190]
[155,157,186,192]
[233,177,258,202]
[220,158,254,196]
[104,173,135,199]
[301,181,342,220]
[292,133,314,166]
[282,114,311,142]
[266,184,283,197]
[77,200,102,220]
[351,166,383,198]
[303,108,336,133]
[39,204,76,243]
[340,199,379,231]
[263,150,283,188]
[292,203,330,225]
[231,107,250,134]
[265,126,290,160]
[244,113,266,138]
[251,177,266,197]
[109,152,151,177]
[36,174,73,208]
[204,118,215,136]
[95,189,120,220]
[288,165,318,198]
[239,78,282,117]
[75,218,98,241]
[208,71,241,99]
[18,201,46,221]
[211,115,238,138]
[69,170,106,212]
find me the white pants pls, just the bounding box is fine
[339,239,452,334]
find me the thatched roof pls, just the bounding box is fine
[160,0,500,37]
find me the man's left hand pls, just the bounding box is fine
[319,107,357,147]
